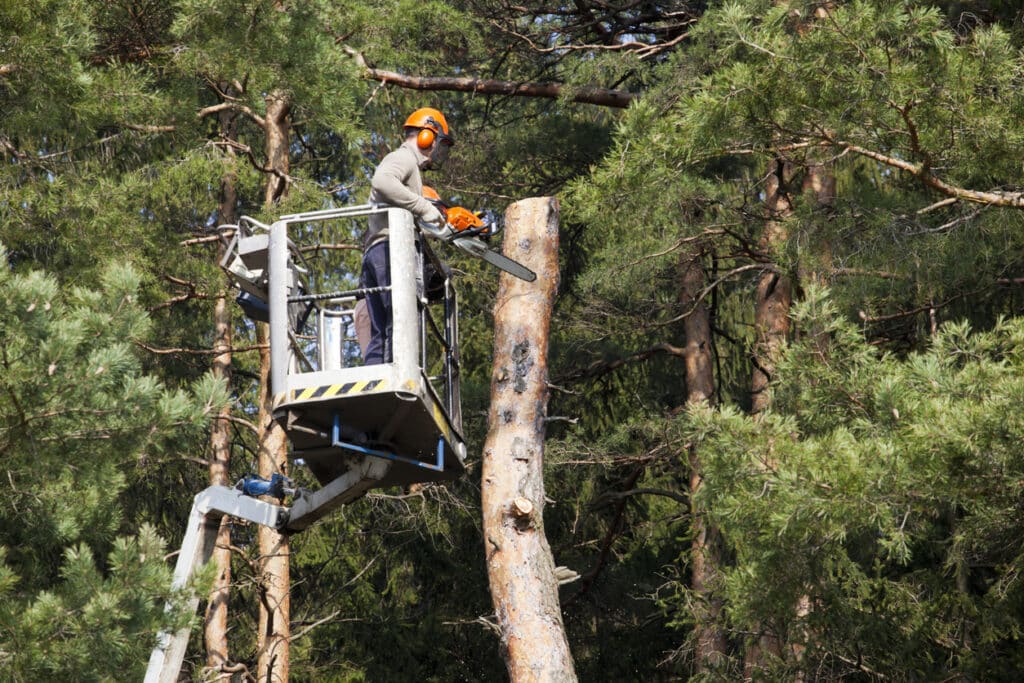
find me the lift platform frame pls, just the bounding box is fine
[145,205,467,682]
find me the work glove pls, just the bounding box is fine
[421,204,445,228]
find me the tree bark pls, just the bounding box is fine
[255,89,290,683]
[680,251,727,671]
[745,158,796,677]
[255,323,291,682]
[482,197,577,683]
[262,92,291,206]
[750,158,796,415]
[204,87,239,678]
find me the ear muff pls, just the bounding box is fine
[417,128,436,149]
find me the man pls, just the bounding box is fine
[361,107,454,365]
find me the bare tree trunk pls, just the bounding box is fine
[263,92,291,206]
[205,89,238,678]
[256,90,290,683]
[745,158,796,678]
[255,324,290,682]
[750,158,796,416]
[680,251,727,671]
[482,197,577,683]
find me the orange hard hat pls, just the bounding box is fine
[422,185,442,202]
[405,107,454,149]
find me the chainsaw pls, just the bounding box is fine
[419,192,536,282]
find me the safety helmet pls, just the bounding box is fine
[405,107,454,150]
[422,185,442,202]
[423,185,448,216]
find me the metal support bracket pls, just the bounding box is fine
[331,414,444,472]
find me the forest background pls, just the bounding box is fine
[3,0,1024,680]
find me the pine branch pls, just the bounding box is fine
[839,141,1024,208]
[732,138,1024,208]
[342,46,635,108]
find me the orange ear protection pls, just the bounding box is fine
[416,116,450,149]
[416,127,436,149]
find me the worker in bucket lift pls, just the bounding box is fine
[360,107,454,365]
[355,183,451,360]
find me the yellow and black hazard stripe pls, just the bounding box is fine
[291,378,386,402]
[431,400,452,443]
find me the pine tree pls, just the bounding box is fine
[684,287,1024,679]
[0,246,228,679]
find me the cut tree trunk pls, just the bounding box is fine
[482,197,577,683]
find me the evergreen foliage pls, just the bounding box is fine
[4,0,1024,678]
[682,288,1024,678]
[0,246,227,678]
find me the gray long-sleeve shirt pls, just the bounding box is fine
[365,140,441,248]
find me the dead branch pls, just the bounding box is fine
[442,616,503,637]
[208,139,294,185]
[198,101,266,129]
[560,341,685,384]
[135,341,268,355]
[857,291,971,324]
[654,263,776,329]
[297,242,361,254]
[288,610,343,643]
[830,267,909,280]
[125,123,176,133]
[565,465,646,606]
[214,414,259,437]
[594,487,689,505]
[181,233,234,247]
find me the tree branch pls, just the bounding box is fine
[561,342,685,384]
[343,46,635,109]
[840,141,1024,208]
[135,341,268,355]
[198,101,266,129]
[565,465,646,606]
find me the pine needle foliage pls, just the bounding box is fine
[0,246,228,679]
[680,287,1024,679]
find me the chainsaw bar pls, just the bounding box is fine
[451,236,537,282]
[418,220,537,282]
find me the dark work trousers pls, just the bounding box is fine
[360,240,392,365]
